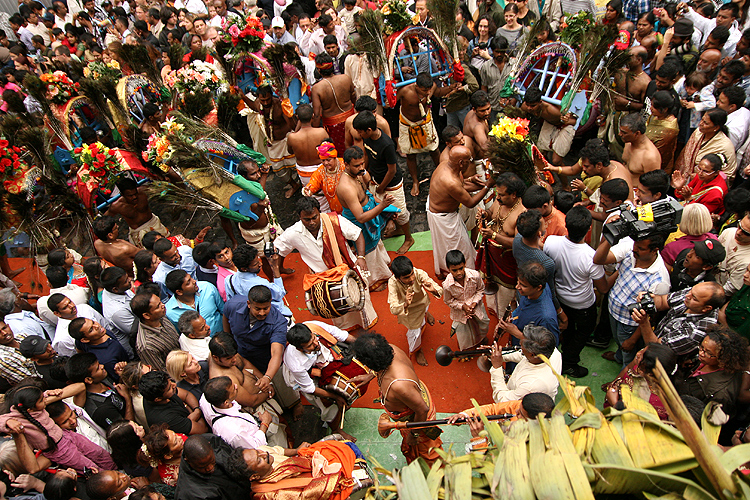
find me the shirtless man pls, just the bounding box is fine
[243,85,298,199]
[521,86,578,168]
[609,46,651,159]
[337,146,395,291]
[344,96,391,151]
[352,333,443,465]
[105,177,167,248]
[439,126,476,166]
[236,159,294,278]
[398,73,460,196]
[476,172,526,316]
[286,103,329,188]
[92,216,139,276]
[428,146,494,279]
[311,53,357,154]
[463,90,492,159]
[139,103,162,136]
[619,112,661,186]
[208,331,274,410]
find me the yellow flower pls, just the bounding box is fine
[412,13,420,24]
[381,4,391,14]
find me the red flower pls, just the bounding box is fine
[96,154,106,163]
[12,161,19,169]
[74,147,82,154]
[0,158,11,168]
[0,140,9,148]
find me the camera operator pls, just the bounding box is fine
[635,170,672,205]
[594,232,671,366]
[630,281,725,363]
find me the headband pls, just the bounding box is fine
[316,60,334,70]
[317,141,338,159]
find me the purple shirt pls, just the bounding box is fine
[661,233,719,269]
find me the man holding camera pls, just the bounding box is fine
[630,281,725,362]
[594,233,671,366]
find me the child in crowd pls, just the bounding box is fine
[0,385,116,472]
[442,250,490,351]
[387,256,442,366]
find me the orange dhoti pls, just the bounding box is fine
[321,108,355,155]
[383,381,443,465]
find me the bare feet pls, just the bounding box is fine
[414,349,428,366]
[396,236,415,255]
[382,220,397,239]
[337,429,357,442]
[292,403,305,421]
[6,267,25,279]
[410,183,419,197]
[425,311,435,326]
[280,267,295,275]
[284,183,300,199]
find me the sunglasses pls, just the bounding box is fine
[739,223,750,238]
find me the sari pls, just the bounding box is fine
[646,115,679,172]
[676,129,737,179]
[725,285,750,338]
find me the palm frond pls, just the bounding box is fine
[428,0,460,58]
[351,10,388,76]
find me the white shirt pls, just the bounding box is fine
[282,321,349,394]
[274,217,361,273]
[174,0,208,14]
[199,397,268,449]
[300,25,348,57]
[37,284,90,326]
[179,334,210,361]
[727,107,750,150]
[5,311,51,341]
[54,304,110,357]
[55,13,75,30]
[544,236,605,309]
[102,289,138,338]
[490,349,562,402]
[718,228,750,296]
[684,8,742,56]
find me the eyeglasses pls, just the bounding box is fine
[739,221,750,238]
[698,345,717,358]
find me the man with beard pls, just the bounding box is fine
[655,18,699,75]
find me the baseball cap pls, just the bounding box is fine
[271,16,284,28]
[673,18,694,38]
[41,12,55,22]
[261,17,271,28]
[19,335,51,358]
[693,239,725,267]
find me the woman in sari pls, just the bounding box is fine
[137,424,187,487]
[605,343,678,420]
[676,108,737,180]
[645,90,679,172]
[720,263,750,336]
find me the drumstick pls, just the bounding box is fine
[339,405,346,431]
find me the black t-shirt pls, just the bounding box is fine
[176,360,209,401]
[86,381,127,430]
[363,129,402,188]
[144,395,193,435]
[35,363,67,390]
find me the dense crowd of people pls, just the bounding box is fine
[1,0,750,496]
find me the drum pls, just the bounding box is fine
[305,270,365,318]
[324,373,363,406]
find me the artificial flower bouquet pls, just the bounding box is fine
[39,71,80,104]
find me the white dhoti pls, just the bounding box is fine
[426,198,476,276]
[251,398,290,448]
[398,110,438,155]
[129,214,169,247]
[451,302,490,350]
[406,306,427,353]
[538,121,575,158]
[296,163,319,187]
[239,223,272,252]
[268,137,298,184]
[365,240,392,288]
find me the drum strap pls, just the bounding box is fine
[321,214,344,267]
[305,322,342,360]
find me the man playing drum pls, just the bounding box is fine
[273,196,378,332]
[283,321,373,441]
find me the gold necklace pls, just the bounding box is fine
[495,197,521,228]
[322,163,343,198]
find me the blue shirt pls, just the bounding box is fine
[223,295,287,373]
[224,271,292,317]
[512,234,559,308]
[75,335,132,381]
[152,246,198,295]
[165,281,225,335]
[512,285,560,344]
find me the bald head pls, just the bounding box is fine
[690,281,726,313]
[630,45,648,66]
[448,145,472,170]
[697,49,722,73]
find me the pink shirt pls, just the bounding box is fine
[442,267,487,324]
[0,82,22,113]
[661,232,719,269]
[216,266,236,302]
[0,407,63,449]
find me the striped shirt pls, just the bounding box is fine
[0,344,39,384]
[136,319,181,372]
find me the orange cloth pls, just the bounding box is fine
[306,160,345,213]
[303,263,350,291]
[461,399,522,419]
[251,440,355,500]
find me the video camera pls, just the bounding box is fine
[602,199,683,246]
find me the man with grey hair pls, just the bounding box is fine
[178,310,211,361]
[0,288,52,341]
[619,112,661,187]
[485,325,562,403]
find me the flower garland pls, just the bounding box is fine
[74,142,123,200]
[486,115,538,186]
[0,140,32,195]
[83,60,122,80]
[217,15,267,60]
[39,71,80,105]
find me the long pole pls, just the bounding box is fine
[400,413,515,429]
